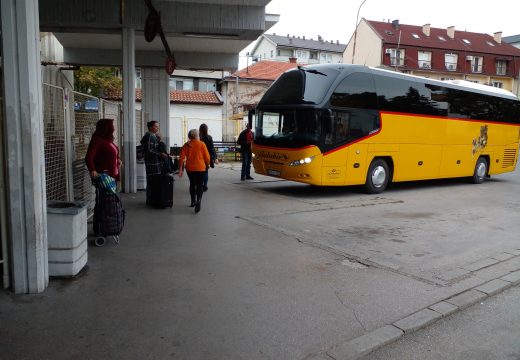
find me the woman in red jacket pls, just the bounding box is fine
[178,129,210,213]
[85,118,121,181]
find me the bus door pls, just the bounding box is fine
[321,110,346,184]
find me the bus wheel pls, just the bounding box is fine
[365,159,389,194]
[471,157,488,184]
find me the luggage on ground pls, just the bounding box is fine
[148,174,174,208]
[94,190,125,236]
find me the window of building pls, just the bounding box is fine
[198,79,217,92]
[170,77,194,91]
[270,50,274,58]
[277,49,280,56]
[486,41,495,47]
[471,56,483,73]
[438,36,446,41]
[412,33,420,39]
[388,48,405,66]
[462,39,471,44]
[310,51,318,60]
[492,81,503,88]
[496,60,507,75]
[445,53,458,71]
[135,68,141,88]
[297,50,308,59]
[418,51,432,69]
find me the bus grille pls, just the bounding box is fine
[502,148,517,168]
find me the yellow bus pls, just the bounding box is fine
[252,64,520,193]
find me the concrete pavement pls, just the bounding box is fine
[364,285,520,360]
[1,161,519,359]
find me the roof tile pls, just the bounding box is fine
[233,60,300,81]
[367,20,520,56]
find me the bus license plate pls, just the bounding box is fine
[267,169,281,177]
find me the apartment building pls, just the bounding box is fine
[251,33,346,64]
[344,19,520,94]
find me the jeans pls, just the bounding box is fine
[187,171,205,203]
[203,169,209,188]
[241,151,252,179]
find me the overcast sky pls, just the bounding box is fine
[239,0,520,68]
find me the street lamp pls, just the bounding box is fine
[351,0,367,64]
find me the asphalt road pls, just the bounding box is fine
[364,285,520,360]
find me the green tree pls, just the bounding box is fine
[74,67,122,97]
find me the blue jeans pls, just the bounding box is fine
[241,151,252,179]
[203,169,209,188]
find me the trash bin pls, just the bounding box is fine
[47,201,88,277]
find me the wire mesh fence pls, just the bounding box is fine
[100,99,122,147]
[43,84,68,201]
[70,91,99,216]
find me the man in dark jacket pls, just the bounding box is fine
[237,123,254,181]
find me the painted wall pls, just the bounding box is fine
[170,103,223,146]
[252,38,276,60]
[343,19,382,66]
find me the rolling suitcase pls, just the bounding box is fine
[148,174,174,208]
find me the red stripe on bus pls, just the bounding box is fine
[380,110,520,126]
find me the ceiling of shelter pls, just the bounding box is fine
[39,0,277,71]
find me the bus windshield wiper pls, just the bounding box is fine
[298,67,327,76]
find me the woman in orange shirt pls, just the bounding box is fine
[178,129,210,213]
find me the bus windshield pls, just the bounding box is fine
[259,67,340,105]
[255,109,323,148]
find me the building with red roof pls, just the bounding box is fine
[344,19,520,94]
[221,59,300,124]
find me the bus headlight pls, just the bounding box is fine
[288,156,315,166]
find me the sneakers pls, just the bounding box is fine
[194,201,201,213]
[246,176,254,180]
[240,177,245,181]
[202,185,208,192]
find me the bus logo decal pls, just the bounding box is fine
[472,125,488,155]
[257,151,288,161]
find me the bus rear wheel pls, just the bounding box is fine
[471,157,488,184]
[365,159,390,194]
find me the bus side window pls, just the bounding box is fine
[333,110,350,144]
[323,111,335,145]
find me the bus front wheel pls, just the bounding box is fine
[471,157,488,184]
[365,159,390,194]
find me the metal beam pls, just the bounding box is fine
[39,0,267,38]
[64,48,239,70]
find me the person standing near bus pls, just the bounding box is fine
[178,129,210,213]
[238,123,254,181]
[199,123,218,192]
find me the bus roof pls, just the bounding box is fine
[368,66,519,101]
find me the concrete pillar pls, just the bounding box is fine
[122,28,137,193]
[142,68,170,149]
[1,0,48,293]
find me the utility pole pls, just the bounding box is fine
[352,0,367,64]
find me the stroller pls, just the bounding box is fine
[92,174,125,247]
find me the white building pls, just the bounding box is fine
[250,33,346,64]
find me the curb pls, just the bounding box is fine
[309,270,520,360]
